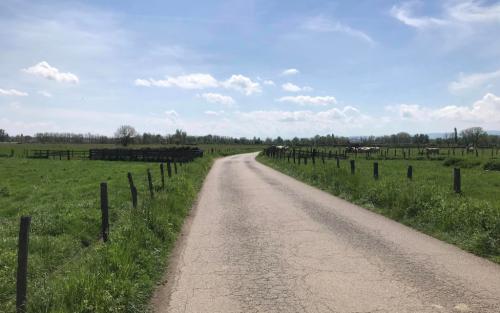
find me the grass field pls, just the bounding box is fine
[0,143,266,158]
[258,150,500,263]
[0,145,260,313]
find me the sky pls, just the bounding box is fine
[1,0,500,138]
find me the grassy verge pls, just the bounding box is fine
[0,155,215,312]
[257,153,500,263]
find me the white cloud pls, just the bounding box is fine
[390,2,447,29]
[389,93,500,126]
[200,93,235,106]
[164,110,179,122]
[222,74,261,95]
[281,82,313,93]
[135,73,260,95]
[391,1,500,29]
[282,68,299,76]
[277,95,337,106]
[263,80,275,86]
[23,61,79,84]
[204,110,225,116]
[134,73,218,89]
[302,16,375,45]
[282,82,301,92]
[37,90,52,97]
[448,1,500,23]
[449,69,500,92]
[0,88,28,96]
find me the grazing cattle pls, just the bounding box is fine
[425,147,440,155]
[358,146,380,153]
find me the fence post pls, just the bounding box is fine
[373,162,379,180]
[350,160,355,175]
[100,183,109,242]
[147,169,154,198]
[132,186,138,209]
[454,168,461,193]
[127,172,136,208]
[407,165,413,180]
[160,163,165,189]
[167,160,172,178]
[16,216,31,313]
[174,161,178,175]
[336,157,340,168]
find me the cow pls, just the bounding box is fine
[358,147,380,153]
[425,147,440,155]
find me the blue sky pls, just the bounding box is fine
[1,0,500,138]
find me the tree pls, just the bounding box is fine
[0,129,8,142]
[460,127,487,147]
[115,125,137,146]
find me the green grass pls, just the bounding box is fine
[0,143,265,159]
[0,154,216,312]
[258,152,500,263]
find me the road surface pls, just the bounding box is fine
[153,153,500,313]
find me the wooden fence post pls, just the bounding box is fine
[454,168,461,193]
[336,157,340,168]
[350,160,355,175]
[132,186,138,209]
[407,165,413,180]
[16,216,31,313]
[373,162,379,180]
[100,183,109,242]
[167,160,172,178]
[147,169,154,198]
[160,163,165,189]
[127,172,136,208]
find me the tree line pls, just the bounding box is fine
[1,126,499,147]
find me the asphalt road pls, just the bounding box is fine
[153,153,500,313]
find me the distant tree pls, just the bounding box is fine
[460,127,487,147]
[0,129,8,142]
[115,125,137,146]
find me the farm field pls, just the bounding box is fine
[257,149,500,263]
[0,143,266,158]
[0,145,257,313]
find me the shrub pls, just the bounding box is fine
[443,157,481,168]
[484,160,500,171]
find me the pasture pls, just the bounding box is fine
[258,147,500,263]
[0,144,260,313]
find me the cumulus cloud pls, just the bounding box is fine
[134,73,218,89]
[204,110,225,116]
[389,93,500,126]
[37,90,52,98]
[281,82,313,93]
[200,93,235,106]
[449,69,500,92]
[302,15,375,45]
[0,88,28,96]
[282,68,299,76]
[277,95,337,106]
[164,110,179,123]
[221,74,261,95]
[23,61,79,84]
[135,73,260,95]
[263,80,275,86]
